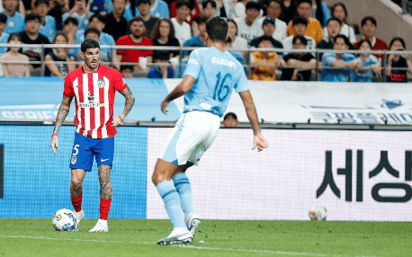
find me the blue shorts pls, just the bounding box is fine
[69,132,114,172]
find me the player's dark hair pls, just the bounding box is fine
[64,17,79,26]
[292,35,307,45]
[224,112,237,120]
[25,13,41,23]
[292,16,308,26]
[389,36,406,49]
[361,16,377,27]
[206,17,228,43]
[0,13,7,24]
[34,0,49,7]
[89,13,107,24]
[84,28,101,38]
[151,18,175,40]
[326,17,342,26]
[81,39,100,52]
[333,34,350,46]
[202,0,216,9]
[128,16,145,28]
[331,2,348,23]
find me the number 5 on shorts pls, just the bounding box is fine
[71,144,79,165]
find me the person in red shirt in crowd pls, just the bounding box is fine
[354,16,388,61]
[115,16,154,72]
[169,0,200,25]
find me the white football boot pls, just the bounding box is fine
[88,219,108,232]
[73,210,84,231]
[185,213,201,237]
[157,227,193,245]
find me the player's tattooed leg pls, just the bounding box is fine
[98,165,113,199]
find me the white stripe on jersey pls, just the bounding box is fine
[82,73,90,135]
[92,73,100,139]
[73,78,81,135]
[102,76,110,138]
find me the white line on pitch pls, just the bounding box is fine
[0,235,376,257]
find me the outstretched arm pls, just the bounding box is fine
[161,75,195,114]
[112,86,135,127]
[239,90,268,152]
[50,95,73,154]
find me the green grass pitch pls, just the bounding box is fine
[0,218,410,257]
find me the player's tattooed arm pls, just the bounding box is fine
[112,86,135,127]
[53,95,73,134]
[98,165,113,199]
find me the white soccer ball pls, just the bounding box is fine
[308,205,328,221]
[52,209,78,231]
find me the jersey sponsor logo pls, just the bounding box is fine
[79,102,108,108]
[188,59,199,65]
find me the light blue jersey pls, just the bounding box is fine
[62,12,90,32]
[183,47,249,117]
[39,16,56,42]
[352,55,378,83]
[2,11,25,34]
[0,32,9,56]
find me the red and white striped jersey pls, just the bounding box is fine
[63,65,128,139]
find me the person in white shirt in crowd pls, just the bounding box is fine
[324,2,356,44]
[259,0,286,41]
[234,1,263,45]
[170,0,191,46]
[226,18,248,52]
[282,16,316,56]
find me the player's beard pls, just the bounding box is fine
[87,58,99,70]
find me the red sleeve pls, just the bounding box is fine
[114,71,128,92]
[116,37,125,56]
[170,2,177,18]
[63,75,74,97]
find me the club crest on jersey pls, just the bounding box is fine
[71,156,77,165]
[97,79,105,88]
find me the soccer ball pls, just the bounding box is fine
[52,209,78,231]
[308,205,328,221]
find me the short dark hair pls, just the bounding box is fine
[128,16,144,28]
[292,16,308,26]
[326,17,342,26]
[195,15,209,25]
[0,13,7,24]
[297,0,312,7]
[120,65,134,72]
[84,28,101,38]
[89,13,106,24]
[64,17,79,26]
[81,39,100,53]
[8,33,21,42]
[176,0,190,9]
[357,38,372,49]
[245,1,260,11]
[34,0,49,7]
[202,0,216,9]
[292,35,307,45]
[389,36,406,49]
[25,13,41,23]
[334,34,350,46]
[224,112,237,120]
[256,35,275,47]
[206,17,228,42]
[361,16,377,27]
[137,0,150,6]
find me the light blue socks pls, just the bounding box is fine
[172,173,194,216]
[156,180,186,228]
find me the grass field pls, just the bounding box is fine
[0,218,410,257]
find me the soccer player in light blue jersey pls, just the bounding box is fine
[152,17,268,245]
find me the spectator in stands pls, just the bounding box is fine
[147,54,174,78]
[170,0,192,46]
[354,16,388,61]
[62,17,82,58]
[33,0,56,42]
[137,0,159,38]
[233,0,247,18]
[1,0,25,34]
[280,35,316,81]
[116,16,153,72]
[222,112,239,127]
[44,32,76,77]
[386,37,412,83]
[170,0,200,25]
[227,18,248,52]
[47,0,70,31]
[75,28,109,65]
[225,36,246,73]
[259,0,287,41]
[320,35,358,82]
[326,2,356,44]
[135,0,170,18]
[234,1,263,45]
[62,0,91,32]
[183,15,208,57]
[311,0,330,28]
[250,35,283,80]
[282,0,297,24]
[317,17,341,60]
[191,0,216,36]
[0,33,30,76]
[103,0,128,41]
[19,13,51,69]
[120,64,134,77]
[214,0,236,19]
[352,39,381,82]
[0,13,9,57]
[105,0,133,21]
[282,16,316,55]
[150,18,180,64]
[250,17,283,49]
[287,0,323,44]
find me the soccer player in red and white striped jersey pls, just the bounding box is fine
[50,39,135,232]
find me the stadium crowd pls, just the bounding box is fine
[0,0,411,82]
